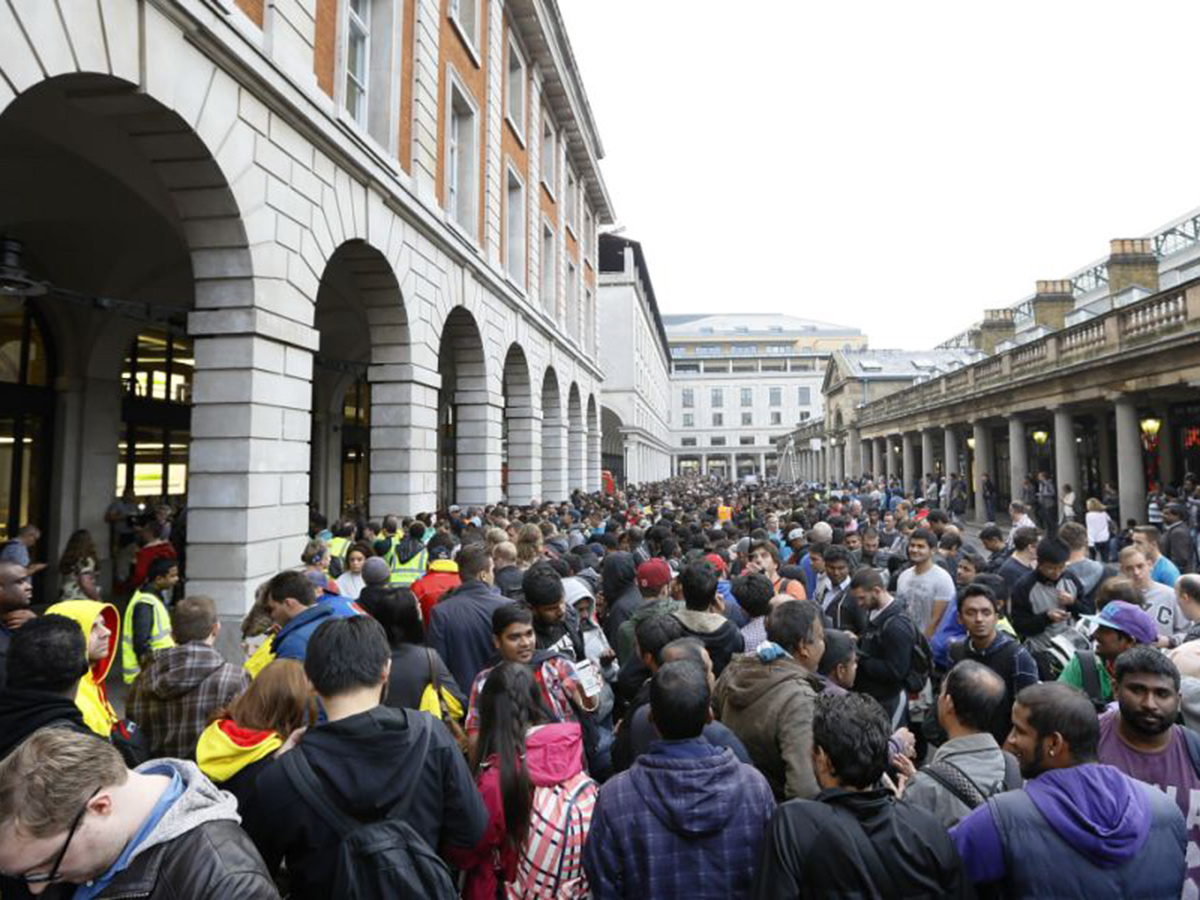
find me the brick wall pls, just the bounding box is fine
[313,0,336,98]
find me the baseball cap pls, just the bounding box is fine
[1081,601,1158,645]
[787,528,805,542]
[703,553,728,575]
[636,558,672,593]
[362,557,391,586]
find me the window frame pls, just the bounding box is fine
[769,387,782,407]
[344,0,371,127]
[564,166,578,237]
[540,115,557,199]
[444,68,480,239]
[540,218,557,317]
[504,162,526,289]
[711,387,723,409]
[712,412,724,427]
[448,0,482,65]
[741,412,752,426]
[504,31,526,145]
[682,413,694,428]
[681,388,694,409]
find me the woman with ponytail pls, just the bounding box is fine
[448,661,598,899]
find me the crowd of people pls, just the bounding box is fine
[4,473,1200,897]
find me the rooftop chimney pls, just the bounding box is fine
[1106,238,1158,296]
[978,307,1016,353]
[1031,280,1074,331]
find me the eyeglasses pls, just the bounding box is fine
[22,787,100,885]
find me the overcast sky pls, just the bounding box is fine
[560,1,1200,350]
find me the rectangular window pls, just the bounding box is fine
[770,411,782,425]
[696,345,721,356]
[540,222,555,315]
[505,166,525,286]
[565,168,578,234]
[799,411,811,421]
[740,388,752,407]
[681,437,697,447]
[711,436,726,447]
[711,388,723,408]
[683,413,694,428]
[566,260,578,336]
[449,0,479,52]
[584,208,595,260]
[798,386,812,405]
[541,117,556,195]
[681,389,694,408]
[712,412,724,427]
[770,387,782,406]
[345,0,370,126]
[740,436,755,446]
[446,78,478,235]
[505,34,525,140]
[741,412,752,426]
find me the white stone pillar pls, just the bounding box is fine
[902,433,916,494]
[872,438,883,478]
[370,364,440,516]
[568,423,586,494]
[944,427,959,478]
[1115,396,1147,525]
[455,391,504,506]
[973,421,994,522]
[505,406,542,505]
[542,416,568,502]
[834,441,845,484]
[885,436,895,482]
[921,428,936,488]
[1008,416,1028,509]
[587,425,602,492]
[1053,407,1079,503]
[847,426,862,479]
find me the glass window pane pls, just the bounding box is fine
[0,299,25,385]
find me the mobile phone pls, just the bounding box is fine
[575,659,601,699]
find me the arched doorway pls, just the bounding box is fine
[0,297,54,541]
[502,345,537,505]
[601,405,625,485]
[587,394,600,493]
[568,383,585,494]
[437,308,489,509]
[541,368,566,501]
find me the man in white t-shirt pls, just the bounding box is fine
[896,527,958,637]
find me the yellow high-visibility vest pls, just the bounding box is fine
[121,590,175,684]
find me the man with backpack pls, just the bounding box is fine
[895,661,1022,827]
[1058,600,1157,708]
[1098,647,1200,896]
[850,567,919,726]
[242,616,487,900]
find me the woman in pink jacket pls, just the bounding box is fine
[447,661,597,899]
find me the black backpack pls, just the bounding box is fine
[922,751,1023,812]
[903,615,933,694]
[1076,650,1110,713]
[279,716,457,900]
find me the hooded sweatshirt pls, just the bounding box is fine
[583,739,775,900]
[195,718,283,811]
[45,599,120,737]
[127,642,250,758]
[714,651,822,801]
[600,552,642,650]
[0,687,88,759]
[242,705,488,900]
[952,763,1187,897]
[450,722,597,900]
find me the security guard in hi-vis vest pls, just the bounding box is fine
[121,556,179,684]
[386,521,430,586]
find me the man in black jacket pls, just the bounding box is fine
[0,727,278,898]
[243,616,486,899]
[850,567,915,723]
[752,692,969,898]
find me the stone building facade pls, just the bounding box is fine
[780,209,1200,526]
[597,233,672,486]
[0,0,612,627]
[667,314,865,480]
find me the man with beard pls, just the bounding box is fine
[951,682,1186,897]
[1098,647,1200,898]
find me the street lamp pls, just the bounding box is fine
[1032,430,1049,446]
[966,437,976,450]
[1140,417,1162,439]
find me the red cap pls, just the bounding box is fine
[636,558,672,592]
[704,553,728,575]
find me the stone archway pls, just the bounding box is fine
[541,368,567,502]
[586,393,601,492]
[437,307,494,507]
[568,382,585,495]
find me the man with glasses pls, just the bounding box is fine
[0,727,278,898]
[0,560,34,690]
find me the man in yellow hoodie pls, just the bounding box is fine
[45,599,120,738]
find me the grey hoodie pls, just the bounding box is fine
[129,758,242,861]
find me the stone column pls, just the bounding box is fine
[1053,407,1079,501]
[885,436,895,482]
[587,425,602,492]
[944,427,959,478]
[847,426,862,479]
[835,441,845,484]
[455,391,504,506]
[973,421,994,522]
[504,406,542,505]
[1114,397,1147,525]
[921,429,935,485]
[902,433,916,494]
[369,364,442,515]
[1008,415,1027,509]
[542,415,569,501]
[872,438,883,479]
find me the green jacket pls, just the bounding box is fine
[616,595,682,666]
[1058,651,1113,703]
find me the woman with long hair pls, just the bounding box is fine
[334,540,372,599]
[449,661,597,899]
[1085,497,1111,561]
[195,659,317,810]
[58,529,101,601]
[515,523,544,568]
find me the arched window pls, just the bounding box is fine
[0,298,53,540]
[117,326,192,499]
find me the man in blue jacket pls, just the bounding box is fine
[428,543,511,691]
[952,682,1186,897]
[264,570,356,662]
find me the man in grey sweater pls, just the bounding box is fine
[895,660,1020,826]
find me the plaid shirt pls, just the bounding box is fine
[128,643,250,758]
[466,657,581,735]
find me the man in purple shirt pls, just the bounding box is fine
[1098,646,1200,897]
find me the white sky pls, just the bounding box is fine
[560,0,1200,350]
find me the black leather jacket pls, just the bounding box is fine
[95,819,279,899]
